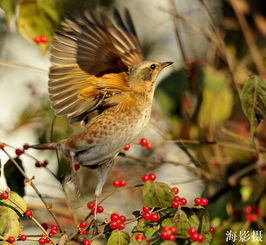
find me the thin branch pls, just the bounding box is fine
[1,148,63,232]
[0,60,48,74]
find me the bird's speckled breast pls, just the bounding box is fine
[62,96,152,167]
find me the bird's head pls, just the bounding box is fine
[128,61,173,93]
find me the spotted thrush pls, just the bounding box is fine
[32,9,172,199]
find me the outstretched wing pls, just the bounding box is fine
[49,9,143,124]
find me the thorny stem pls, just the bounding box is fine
[1,148,63,232]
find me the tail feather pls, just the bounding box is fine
[29,142,58,150]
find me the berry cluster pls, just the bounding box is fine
[244,205,262,222]
[194,197,209,206]
[14,144,30,157]
[113,179,126,187]
[139,138,152,150]
[135,233,146,241]
[77,221,88,235]
[188,227,204,243]
[141,206,160,222]
[123,144,131,151]
[171,196,187,208]
[33,36,48,44]
[109,213,127,230]
[38,237,51,244]
[49,225,59,236]
[87,200,104,214]
[141,173,156,182]
[160,226,177,241]
[35,160,49,168]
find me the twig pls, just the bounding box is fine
[227,0,264,75]
[1,148,63,232]
[0,60,48,74]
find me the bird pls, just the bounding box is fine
[31,8,172,211]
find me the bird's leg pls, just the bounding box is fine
[92,159,115,234]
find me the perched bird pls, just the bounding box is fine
[32,9,172,204]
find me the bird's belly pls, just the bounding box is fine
[75,108,151,167]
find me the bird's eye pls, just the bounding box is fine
[150,64,156,70]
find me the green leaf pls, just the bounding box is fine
[56,156,71,182]
[241,75,266,137]
[0,192,26,244]
[187,210,200,229]
[143,224,160,239]
[198,67,233,128]
[4,158,25,197]
[142,181,174,208]
[197,209,212,243]
[17,0,61,54]
[107,230,130,245]
[174,208,190,236]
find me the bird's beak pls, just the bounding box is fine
[160,61,173,69]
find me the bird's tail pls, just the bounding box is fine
[29,142,58,150]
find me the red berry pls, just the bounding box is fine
[162,226,170,232]
[150,213,159,222]
[135,233,145,241]
[140,138,148,147]
[170,227,177,234]
[180,197,187,205]
[142,206,150,213]
[83,240,91,245]
[96,206,104,213]
[118,222,125,230]
[87,200,96,209]
[24,209,33,217]
[38,237,46,244]
[200,198,209,206]
[7,236,15,243]
[171,187,179,194]
[110,221,118,229]
[188,227,197,235]
[244,205,253,214]
[143,212,151,220]
[119,180,126,187]
[50,229,58,235]
[173,196,180,202]
[146,142,152,150]
[113,180,120,187]
[43,160,49,166]
[123,144,131,151]
[19,234,27,241]
[119,215,126,223]
[41,223,49,230]
[210,227,215,233]
[50,225,58,231]
[15,148,24,156]
[245,214,257,222]
[79,221,87,229]
[40,35,48,44]
[148,173,156,181]
[160,231,169,240]
[141,174,149,182]
[111,213,120,221]
[44,237,50,243]
[1,192,8,200]
[168,234,176,241]
[172,201,179,208]
[254,207,262,216]
[74,163,80,170]
[194,197,201,205]
[35,161,42,168]
[197,233,204,243]
[79,230,88,235]
[23,143,29,150]
[190,232,199,241]
[33,36,41,44]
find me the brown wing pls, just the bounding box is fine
[49,9,143,124]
